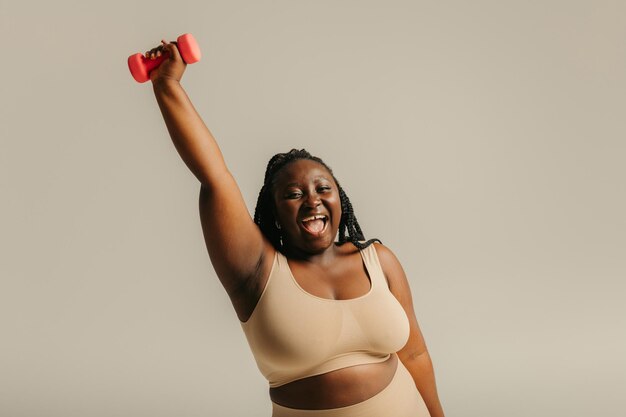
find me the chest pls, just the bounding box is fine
[239,249,410,371]
[287,255,383,301]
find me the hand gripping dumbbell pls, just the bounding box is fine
[127,33,201,83]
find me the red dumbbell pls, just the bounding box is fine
[128,33,201,83]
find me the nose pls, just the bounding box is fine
[304,191,321,208]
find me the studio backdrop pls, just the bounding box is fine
[1,1,624,416]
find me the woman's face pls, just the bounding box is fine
[272,159,341,254]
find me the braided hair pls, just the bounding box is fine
[253,148,382,253]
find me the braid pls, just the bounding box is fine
[253,148,381,253]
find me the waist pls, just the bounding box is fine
[269,353,398,410]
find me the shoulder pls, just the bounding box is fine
[371,242,411,296]
[370,241,400,274]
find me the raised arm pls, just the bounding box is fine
[147,40,270,298]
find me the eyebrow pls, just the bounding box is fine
[284,176,331,188]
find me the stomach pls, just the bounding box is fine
[269,353,398,410]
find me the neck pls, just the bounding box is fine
[282,241,340,265]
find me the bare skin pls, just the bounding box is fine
[146,40,445,416]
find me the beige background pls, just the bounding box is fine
[1,1,624,416]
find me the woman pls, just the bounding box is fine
[146,39,445,417]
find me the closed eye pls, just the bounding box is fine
[286,187,331,198]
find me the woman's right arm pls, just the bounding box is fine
[149,40,270,298]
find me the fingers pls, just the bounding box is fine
[144,49,162,59]
[144,39,171,59]
[144,47,161,59]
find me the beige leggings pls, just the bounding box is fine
[271,358,431,417]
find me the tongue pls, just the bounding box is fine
[303,219,324,233]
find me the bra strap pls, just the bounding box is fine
[360,242,385,288]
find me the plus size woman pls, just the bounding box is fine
[146,39,445,417]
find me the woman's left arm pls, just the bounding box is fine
[374,243,446,417]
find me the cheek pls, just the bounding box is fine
[278,204,299,223]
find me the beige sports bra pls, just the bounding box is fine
[239,242,410,388]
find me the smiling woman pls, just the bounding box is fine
[253,150,382,259]
[147,38,444,417]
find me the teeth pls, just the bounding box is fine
[302,215,327,222]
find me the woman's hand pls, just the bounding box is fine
[145,39,187,84]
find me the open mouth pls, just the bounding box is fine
[300,215,328,236]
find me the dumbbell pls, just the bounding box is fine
[128,33,201,83]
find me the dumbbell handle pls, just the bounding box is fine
[128,33,201,83]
